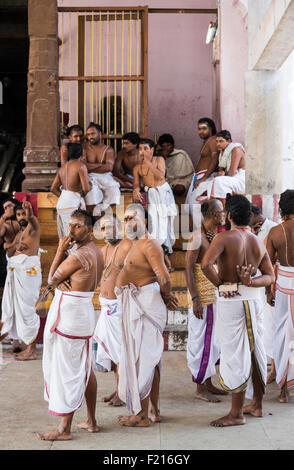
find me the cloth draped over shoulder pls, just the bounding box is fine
[218,142,245,172]
[1,254,41,345]
[147,182,178,254]
[115,282,167,416]
[94,295,122,372]
[165,149,194,191]
[42,288,96,416]
[216,284,267,399]
[274,265,294,389]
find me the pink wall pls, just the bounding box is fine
[218,0,248,145]
[58,0,217,165]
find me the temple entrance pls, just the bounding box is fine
[0,1,29,194]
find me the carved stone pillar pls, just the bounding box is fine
[22,0,59,192]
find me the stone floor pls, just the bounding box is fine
[1,343,294,453]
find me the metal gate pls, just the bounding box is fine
[58,6,148,149]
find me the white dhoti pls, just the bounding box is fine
[1,254,41,345]
[216,285,267,398]
[42,289,95,416]
[85,172,121,216]
[56,189,86,239]
[115,282,167,415]
[148,182,178,254]
[209,169,245,199]
[185,170,216,207]
[94,296,122,371]
[187,304,220,384]
[273,265,294,389]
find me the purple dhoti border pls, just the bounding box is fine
[192,303,214,384]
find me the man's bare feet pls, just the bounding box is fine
[37,427,72,441]
[243,403,263,417]
[195,389,221,403]
[108,393,125,407]
[149,406,161,423]
[76,420,100,433]
[118,415,150,427]
[101,391,116,403]
[210,413,246,427]
[15,349,37,361]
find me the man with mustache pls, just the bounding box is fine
[0,201,42,360]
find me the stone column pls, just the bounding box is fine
[22,0,59,192]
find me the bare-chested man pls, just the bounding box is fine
[186,199,228,402]
[82,122,121,217]
[60,124,84,166]
[51,142,91,240]
[133,138,177,257]
[1,201,42,360]
[186,117,218,208]
[38,209,104,441]
[201,194,275,427]
[113,132,141,189]
[115,204,178,427]
[93,213,132,406]
[266,190,294,404]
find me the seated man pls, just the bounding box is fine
[186,117,219,208]
[133,138,178,255]
[157,133,194,196]
[51,143,91,240]
[113,132,141,189]
[60,124,84,166]
[196,130,245,206]
[82,122,121,217]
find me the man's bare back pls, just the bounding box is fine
[52,160,90,196]
[266,220,294,267]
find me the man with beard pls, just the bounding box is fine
[115,204,178,427]
[82,122,121,217]
[113,132,141,189]
[0,198,20,249]
[0,201,42,360]
[60,124,84,166]
[185,117,219,209]
[201,195,275,427]
[38,209,103,441]
[93,213,132,406]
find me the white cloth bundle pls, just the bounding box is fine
[274,265,294,389]
[85,172,121,216]
[56,189,86,239]
[187,303,220,384]
[216,285,267,399]
[148,182,178,254]
[1,254,41,345]
[42,289,95,416]
[115,282,167,415]
[94,296,122,371]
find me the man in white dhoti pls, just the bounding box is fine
[203,130,245,205]
[115,204,178,427]
[37,209,104,441]
[202,195,275,427]
[93,213,132,406]
[157,133,194,196]
[250,204,278,383]
[0,201,41,360]
[83,122,121,217]
[133,138,178,256]
[186,199,227,402]
[266,190,294,403]
[51,142,91,241]
[185,118,219,210]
